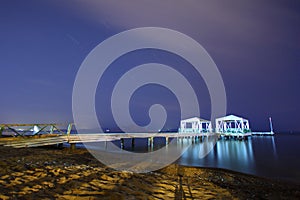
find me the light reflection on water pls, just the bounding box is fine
[177,134,300,183]
[179,137,256,175]
[74,133,300,183]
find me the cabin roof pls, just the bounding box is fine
[216,114,248,121]
[180,117,211,123]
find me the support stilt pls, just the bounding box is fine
[131,138,135,149]
[57,143,63,149]
[120,138,124,149]
[70,143,76,150]
[148,137,154,151]
[0,126,3,137]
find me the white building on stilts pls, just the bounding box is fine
[215,115,251,134]
[179,117,212,133]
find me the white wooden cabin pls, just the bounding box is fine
[179,117,212,133]
[215,115,250,134]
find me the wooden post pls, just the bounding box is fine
[0,126,3,137]
[67,123,73,137]
[148,137,154,147]
[70,143,76,150]
[148,137,150,151]
[57,143,63,149]
[165,137,169,145]
[131,138,135,149]
[151,137,154,147]
[148,137,154,151]
[120,138,125,149]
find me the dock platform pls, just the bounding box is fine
[0,131,274,149]
[0,132,215,149]
[252,132,274,136]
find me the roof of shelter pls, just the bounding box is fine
[180,117,211,123]
[215,114,248,122]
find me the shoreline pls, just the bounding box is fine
[179,164,300,186]
[0,146,299,199]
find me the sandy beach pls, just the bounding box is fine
[0,145,299,199]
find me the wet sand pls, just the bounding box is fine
[0,145,299,199]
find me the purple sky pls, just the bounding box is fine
[0,0,299,132]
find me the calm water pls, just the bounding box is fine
[76,133,300,183]
[177,133,300,183]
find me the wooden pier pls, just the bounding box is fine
[251,132,274,136]
[0,135,67,148]
[0,123,272,149]
[0,132,216,149]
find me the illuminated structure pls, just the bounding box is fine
[179,117,212,133]
[215,115,250,133]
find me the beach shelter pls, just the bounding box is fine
[215,115,250,133]
[179,117,212,133]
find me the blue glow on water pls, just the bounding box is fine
[68,132,300,183]
[177,133,300,183]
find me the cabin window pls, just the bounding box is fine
[185,122,192,129]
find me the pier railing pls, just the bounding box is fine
[0,123,68,137]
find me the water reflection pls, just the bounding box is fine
[176,136,218,159]
[271,136,278,159]
[178,134,300,183]
[76,133,300,182]
[179,137,256,175]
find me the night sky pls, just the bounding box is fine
[0,0,299,132]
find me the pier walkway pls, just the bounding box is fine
[0,124,267,149]
[0,132,215,149]
[252,132,274,136]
